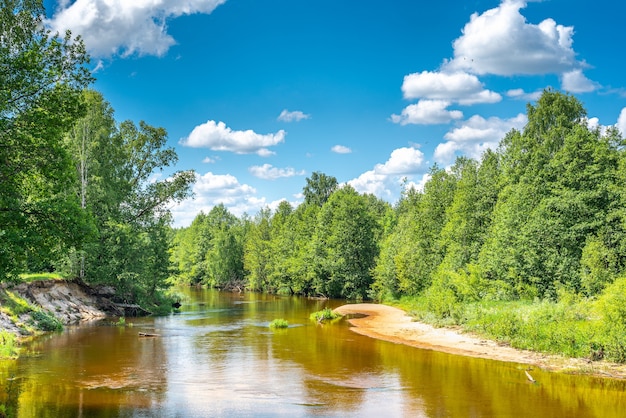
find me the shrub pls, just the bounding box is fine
[31,310,63,332]
[309,308,342,323]
[269,318,289,329]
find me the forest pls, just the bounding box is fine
[5,1,626,362]
[169,90,626,361]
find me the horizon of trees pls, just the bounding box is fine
[170,90,626,305]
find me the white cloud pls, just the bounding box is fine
[180,120,285,156]
[401,71,501,105]
[506,88,542,101]
[277,109,311,122]
[561,69,600,93]
[348,147,425,198]
[391,100,463,125]
[617,108,626,137]
[248,164,305,180]
[445,0,580,76]
[170,171,263,227]
[202,156,219,164]
[46,0,226,58]
[331,145,352,154]
[435,113,527,164]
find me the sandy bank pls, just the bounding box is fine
[334,303,626,379]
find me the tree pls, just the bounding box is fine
[310,185,379,299]
[0,0,93,280]
[302,172,337,207]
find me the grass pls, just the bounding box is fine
[394,288,626,363]
[269,318,289,329]
[18,272,63,282]
[309,308,342,323]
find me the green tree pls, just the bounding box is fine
[0,0,93,280]
[310,185,379,299]
[244,208,272,291]
[302,172,338,207]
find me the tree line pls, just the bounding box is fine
[1,1,194,312]
[171,90,626,308]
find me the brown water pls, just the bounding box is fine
[1,288,626,417]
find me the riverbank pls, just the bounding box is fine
[334,303,626,379]
[0,280,120,340]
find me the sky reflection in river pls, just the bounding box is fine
[2,288,626,417]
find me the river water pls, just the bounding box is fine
[1,287,626,417]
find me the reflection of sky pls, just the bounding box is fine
[7,289,626,416]
[158,297,414,417]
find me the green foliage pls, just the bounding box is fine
[0,0,93,281]
[269,318,289,329]
[30,310,63,332]
[302,172,338,207]
[171,90,626,362]
[309,308,342,323]
[0,290,33,317]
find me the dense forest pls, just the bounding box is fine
[169,90,626,361]
[1,1,194,313]
[171,89,626,303]
[5,1,626,362]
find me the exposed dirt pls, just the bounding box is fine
[334,303,626,380]
[0,280,121,337]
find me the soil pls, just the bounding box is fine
[0,280,123,337]
[334,303,626,380]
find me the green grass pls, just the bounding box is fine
[0,290,33,316]
[394,289,626,362]
[18,272,63,282]
[269,318,289,329]
[309,308,342,323]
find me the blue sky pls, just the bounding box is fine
[43,0,626,227]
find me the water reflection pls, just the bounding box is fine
[1,288,626,417]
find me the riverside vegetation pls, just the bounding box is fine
[169,91,626,365]
[4,1,626,368]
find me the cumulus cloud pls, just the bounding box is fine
[506,88,542,101]
[180,120,285,156]
[277,109,311,122]
[170,171,263,227]
[401,71,501,105]
[561,69,600,93]
[249,164,305,180]
[617,108,626,137]
[445,0,579,76]
[348,147,425,197]
[331,145,352,154]
[46,0,226,57]
[435,113,527,164]
[391,100,463,125]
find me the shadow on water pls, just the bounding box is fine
[2,287,626,417]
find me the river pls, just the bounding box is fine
[1,287,625,417]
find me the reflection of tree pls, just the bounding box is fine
[13,322,168,416]
[0,360,21,417]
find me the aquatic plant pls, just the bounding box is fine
[269,318,289,329]
[309,308,342,323]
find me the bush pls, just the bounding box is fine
[269,318,289,329]
[309,308,342,323]
[31,310,63,332]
